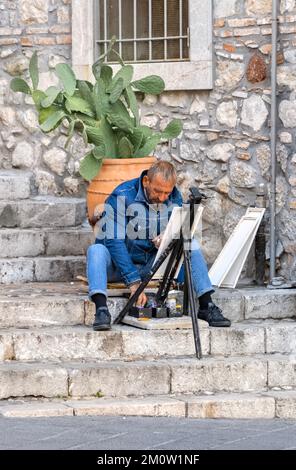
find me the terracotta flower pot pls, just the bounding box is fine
[87,156,156,224]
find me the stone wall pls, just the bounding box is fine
[0,0,296,282]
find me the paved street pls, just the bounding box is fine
[0,415,296,450]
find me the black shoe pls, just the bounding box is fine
[198,302,231,327]
[93,306,111,331]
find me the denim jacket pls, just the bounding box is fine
[95,170,183,285]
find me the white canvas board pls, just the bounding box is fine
[209,208,265,288]
[152,205,204,280]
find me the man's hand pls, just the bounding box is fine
[129,282,147,307]
[152,233,163,249]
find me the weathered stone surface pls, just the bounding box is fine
[216,101,238,128]
[268,356,296,388]
[0,197,86,228]
[46,229,93,256]
[0,107,16,126]
[271,176,288,213]
[277,143,288,173]
[0,332,14,361]
[16,109,39,133]
[284,48,296,64]
[207,143,234,162]
[215,61,245,89]
[20,0,49,24]
[187,394,275,419]
[280,0,296,15]
[241,95,268,131]
[229,160,258,188]
[34,170,57,195]
[4,55,29,76]
[246,0,272,15]
[12,141,34,168]
[159,92,189,108]
[171,357,267,393]
[255,143,271,176]
[0,229,44,257]
[190,93,208,114]
[122,328,209,359]
[0,259,34,283]
[143,94,158,106]
[0,402,73,418]
[0,295,85,328]
[244,289,296,320]
[0,170,31,200]
[272,390,296,418]
[265,323,296,354]
[214,0,238,18]
[34,256,85,282]
[68,362,171,397]
[279,99,296,128]
[246,54,267,83]
[43,148,68,176]
[0,363,68,399]
[210,324,265,356]
[64,177,80,194]
[277,65,296,90]
[71,396,185,417]
[216,175,230,194]
[279,131,292,143]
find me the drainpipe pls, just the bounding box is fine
[269,0,278,283]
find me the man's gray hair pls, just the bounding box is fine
[147,161,177,182]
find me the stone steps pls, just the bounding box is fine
[0,256,86,283]
[0,196,86,228]
[1,391,296,419]
[0,354,294,400]
[0,228,93,258]
[0,170,32,200]
[0,283,295,326]
[1,321,296,362]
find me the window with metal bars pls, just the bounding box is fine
[72,0,213,90]
[95,0,189,63]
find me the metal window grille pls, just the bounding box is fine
[94,0,189,63]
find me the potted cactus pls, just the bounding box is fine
[10,37,182,220]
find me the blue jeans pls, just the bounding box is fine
[87,239,214,299]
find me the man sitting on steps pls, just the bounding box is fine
[87,161,231,331]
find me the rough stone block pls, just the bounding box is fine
[186,394,275,419]
[68,361,171,397]
[0,364,68,399]
[0,229,45,258]
[71,396,185,417]
[268,356,296,388]
[0,197,86,228]
[269,391,296,419]
[171,357,268,393]
[0,332,14,360]
[0,402,74,418]
[210,324,265,356]
[244,289,296,320]
[0,170,31,200]
[0,258,34,283]
[265,323,296,354]
[34,256,86,282]
[121,328,209,359]
[46,229,94,256]
[0,297,85,328]
[13,327,123,361]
